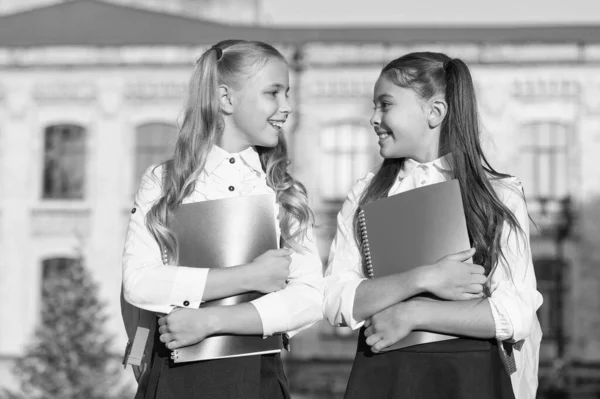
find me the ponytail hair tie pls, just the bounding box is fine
[443,59,452,71]
[211,45,223,61]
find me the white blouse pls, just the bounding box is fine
[122,145,323,337]
[322,154,543,343]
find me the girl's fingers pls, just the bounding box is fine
[467,283,484,294]
[365,334,382,347]
[469,264,485,275]
[166,340,181,350]
[159,333,173,344]
[462,292,484,300]
[158,325,170,335]
[364,326,373,337]
[364,318,372,328]
[372,339,390,353]
[444,248,475,262]
[471,274,487,285]
[158,316,167,326]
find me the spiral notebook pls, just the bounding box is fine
[359,179,470,350]
[169,194,283,363]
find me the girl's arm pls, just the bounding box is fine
[159,225,325,348]
[353,248,485,322]
[364,298,495,352]
[365,179,543,351]
[323,175,485,328]
[122,165,288,314]
[158,303,263,350]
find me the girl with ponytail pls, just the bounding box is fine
[323,53,542,399]
[122,40,323,399]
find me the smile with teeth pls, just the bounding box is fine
[377,131,392,141]
[268,120,285,130]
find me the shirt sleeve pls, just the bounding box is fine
[121,165,209,314]
[250,224,324,338]
[322,175,373,330]
[487,178,544,343]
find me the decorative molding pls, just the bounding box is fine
[512,78,581,100]
[307,77,372,98]
[0,46,204,67]
[124,81,187,101]
[0,43,594,67]
[5,89,31,118]
[98,88,122,117]
[33,82,96,103]
[481,44,581,63]
[31,208,91,237]
[303,43,388,66]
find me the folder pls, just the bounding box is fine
[359,179,470,350]
[169,194,282,363]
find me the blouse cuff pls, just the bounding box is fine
[169,266,209,310]
[250,292,289,337]
[488,297,514,341]
[343,278,368,330]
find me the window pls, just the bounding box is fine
[320,124,373,202]
[42,125,86,199]
[519,122,570,216]
[135,123,177,185]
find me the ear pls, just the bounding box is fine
[217,84,234,115]
[427,97,448,129]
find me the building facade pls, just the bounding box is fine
[1,0,599,395]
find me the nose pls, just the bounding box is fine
[279,96,292,115]
[370,108,380,127]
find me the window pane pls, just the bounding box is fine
[42,125,85,199]
[520,122,571,202]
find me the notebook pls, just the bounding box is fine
[359,179,470,350]
[169,194,283,363]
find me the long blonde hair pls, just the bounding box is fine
[146,40,313,262]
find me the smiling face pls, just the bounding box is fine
[224,58,292,151]
[370,74,436,161]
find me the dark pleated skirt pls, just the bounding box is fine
[138,325,290,399]
[344,328,515,399]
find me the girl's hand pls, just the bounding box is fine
[420,248,486,300]
[158,307,216,350]
[364,301,415,353]
[248,248,293,293]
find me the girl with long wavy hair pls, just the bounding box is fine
[122,40,323,399]
[323,52,542,399]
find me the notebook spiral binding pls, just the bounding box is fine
[358,209,374,279]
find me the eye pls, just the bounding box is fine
[267,91,278,97]
[373,102,391,111]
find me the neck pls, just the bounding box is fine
[410,129,443,163]
[219,124,251,153]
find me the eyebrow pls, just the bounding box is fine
[376,93,394,101]
[373,93,394,105]
[266,83,289,90]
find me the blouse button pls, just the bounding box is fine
[131,207,136,214]
[229,157,236,164]
[421,180,426,185]
[183,300,190,307]
[228,186,235,191]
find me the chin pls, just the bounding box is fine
[379,145,405,159]
[259,137,279,148]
